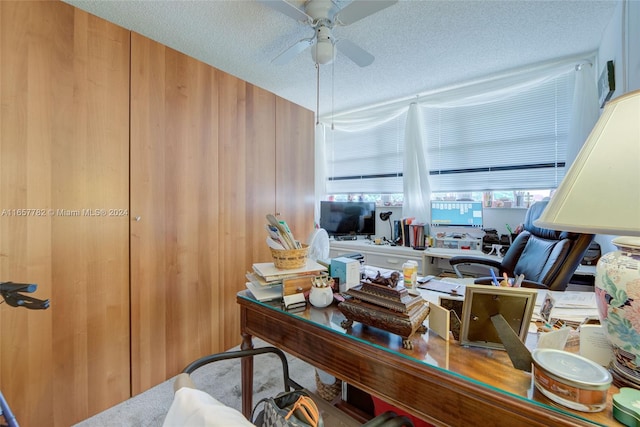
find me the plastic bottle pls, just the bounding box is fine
[408,260,418,288]
[403,261,418,289]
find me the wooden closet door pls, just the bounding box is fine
[130,33,222,393]
[218,73,277,347]
[275,98,316,243]
[0,2,130,426]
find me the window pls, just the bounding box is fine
[327,193,404,206]
[423,72,574,192]
[323,68,575,202]
[325,112,407,196]
[431,189,553,208]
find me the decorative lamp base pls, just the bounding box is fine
[595,236,640,388]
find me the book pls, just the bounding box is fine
[401,217,415,247]
[246,281,282,302]
[409,223,426,248]
[252,259,327,282]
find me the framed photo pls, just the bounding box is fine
[460,285,537,350]
[598,60,615,108]
[439,295,464,341]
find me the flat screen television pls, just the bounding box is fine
[320,201,376,238]
[430,201,483,228]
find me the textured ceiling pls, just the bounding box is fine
[63,0,619,116]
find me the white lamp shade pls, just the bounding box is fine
[535,89,640,236]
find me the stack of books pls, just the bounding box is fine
[246,259,328,305]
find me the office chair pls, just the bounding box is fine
[448,201,594,291]
[165,347,414,426]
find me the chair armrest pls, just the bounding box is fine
[449,256,502,269]
[448,255,504,278]
[182,346,301,393]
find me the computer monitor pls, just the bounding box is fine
[319,201,376,237]
[430,201,483,228]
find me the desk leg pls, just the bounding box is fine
[241,331,254,418]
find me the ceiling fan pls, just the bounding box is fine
[259,0,398,67]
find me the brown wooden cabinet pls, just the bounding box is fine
[0,2,130,426]
[0,2,314,425]
[130,33,315,393]
[129,32,225,394]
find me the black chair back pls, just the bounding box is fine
[500,201,593,290]
[448,200,594,291]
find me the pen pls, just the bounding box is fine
[490,269,499,286]
[506,223,513,234]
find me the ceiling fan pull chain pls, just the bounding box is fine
[331,48,335,130]
[316,62,320,125]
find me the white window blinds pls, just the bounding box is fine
[325,112,407,194]
[423,72,574,192]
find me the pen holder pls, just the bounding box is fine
[270,244,309,269]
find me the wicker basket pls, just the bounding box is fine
[315,369,342,401]
[270,244,309,269]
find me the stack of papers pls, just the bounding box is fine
[534,290,598,323]
[418,278,468,297]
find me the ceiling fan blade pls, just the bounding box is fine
[272,37,315,65]
[335,0,398,25]
[336,39,374,67]
[258,0,311,23]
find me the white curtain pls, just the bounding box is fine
[322,54,592,120]
[314,53,597,209]
[566,63,600,168]
[402,103,430,223]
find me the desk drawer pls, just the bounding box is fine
[366,253,423,274]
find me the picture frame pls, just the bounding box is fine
[598,60,615,108]
[460,285,537,350]
[439,295,464,341]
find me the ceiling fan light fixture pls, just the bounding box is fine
[312,25,335,65]
[311,39,335,64]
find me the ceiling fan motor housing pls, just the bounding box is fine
[305,0,339,22]
[261,0,398,67]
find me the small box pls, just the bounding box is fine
[331,257,360,293]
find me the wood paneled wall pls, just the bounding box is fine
[275,97,317,241]
[0,2,130,426]
[218,72,278,349]
[0,2,314,425]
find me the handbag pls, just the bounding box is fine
[252,389,323,427]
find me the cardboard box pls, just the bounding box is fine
[331,257,360,293]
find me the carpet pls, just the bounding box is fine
[73,339,319,427]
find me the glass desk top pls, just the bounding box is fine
[238,289,616,426]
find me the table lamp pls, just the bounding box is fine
[534,89,640,388]
[379,211,393,241]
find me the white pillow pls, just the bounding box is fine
[163,387,255,427]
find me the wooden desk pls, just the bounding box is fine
[237,291,615,426]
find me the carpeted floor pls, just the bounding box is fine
[73,339,319,427]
